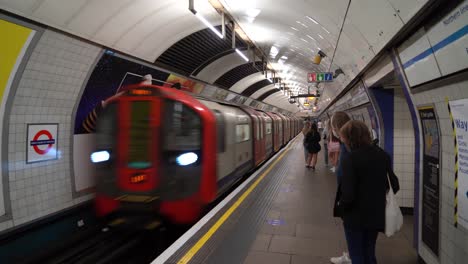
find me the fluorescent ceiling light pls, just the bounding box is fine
[281,56,288,60]
[269,46,279,57]
[306,16,319,24]
[268,78,273,83]
[318,34,324,39]
[290,27,299,31]
[321,26,330,34]
[245,16,255,23]
[235,48,249,62]
[306,35,316,41]
[296,21,308,28]
[195,13,223,39]
[246,8,261,17]
[300,38,308,43]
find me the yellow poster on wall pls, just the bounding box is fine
[0,19,36,216]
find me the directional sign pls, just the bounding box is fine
[27,124,58,163]
[307,72,333,83]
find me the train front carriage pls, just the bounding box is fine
[94,85,217,224]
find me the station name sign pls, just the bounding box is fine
[307,72,333,83]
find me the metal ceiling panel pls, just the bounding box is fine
[155,25,247,76]
[257,89,280,101]
[194,50,257,83]
[241,79,272,96]
[214,61,264,89]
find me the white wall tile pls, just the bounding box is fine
[0,30,101,232]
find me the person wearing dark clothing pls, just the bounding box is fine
[333,120,400,264]
[304,123,321,170]
[330,111,352,264]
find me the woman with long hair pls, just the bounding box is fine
[328,125,340,172]
[334,120,400,263]
[304,122,321,170]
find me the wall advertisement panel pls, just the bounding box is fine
[448,98,468,230]
[418,106,441,257]
[0,19,36,216]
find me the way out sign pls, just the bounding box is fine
[27,124,58,163]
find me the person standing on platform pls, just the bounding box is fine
[328,129,341,173]
[302,121,311,165]
[304,123,321,170]
[334,120,398,264]
[329,111,352,264]
[322,120,329,167]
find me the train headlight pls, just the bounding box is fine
[91,151,110,163]
[176,152,198,166]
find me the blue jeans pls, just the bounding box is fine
[344,226,378,264]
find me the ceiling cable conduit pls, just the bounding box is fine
[327,0,352,72]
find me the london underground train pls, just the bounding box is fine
[91,84,300,225]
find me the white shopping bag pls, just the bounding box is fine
[385,176,403,237]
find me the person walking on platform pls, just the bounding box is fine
[333,120,400,264]
[302,121,311,165]
[329,111,352,264]
[304,123,321,170]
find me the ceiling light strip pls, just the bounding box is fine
[195,13,224,39]
[235,48,249,62]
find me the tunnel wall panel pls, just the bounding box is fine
[393,87,416,209]
[410,75,468,264]
[0,29,101,232]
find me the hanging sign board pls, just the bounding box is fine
[27,124,59,163]
[448,98,468,230]
[418,106,441,257]
[307,72,333,83]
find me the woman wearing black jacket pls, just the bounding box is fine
[304,123,321,170]
[334,120,400,264]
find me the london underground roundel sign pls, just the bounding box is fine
[27,124,58,163]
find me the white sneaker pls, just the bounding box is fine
[330,252,351,264]
[330,166,336,172]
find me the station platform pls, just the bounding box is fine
[154,137,418,264]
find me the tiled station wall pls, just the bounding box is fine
[393,87,415,208]
[0,29,101,232]
[409,77,468,264]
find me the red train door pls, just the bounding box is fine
[118,97,161,192]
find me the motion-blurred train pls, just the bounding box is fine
[92,84,300,225]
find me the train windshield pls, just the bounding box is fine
[163,100,201,150]
[128,101,152,168]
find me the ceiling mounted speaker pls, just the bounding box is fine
[313,55,322,64]
[313,50,327,65]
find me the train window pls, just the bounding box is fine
[236,124,250,143]
[213,110,225,153]
[95,103,117,150]
[260,122,263,139]
[164,100,201,150]
[256,122,259,140]
[266,122,272,134]
[128,101,152,166]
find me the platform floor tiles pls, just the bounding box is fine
[243,141,418,264]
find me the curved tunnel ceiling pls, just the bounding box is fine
[214,61,264,89]
[155,25,247,76]
[219,0,429,113]
[0,0,429,114]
